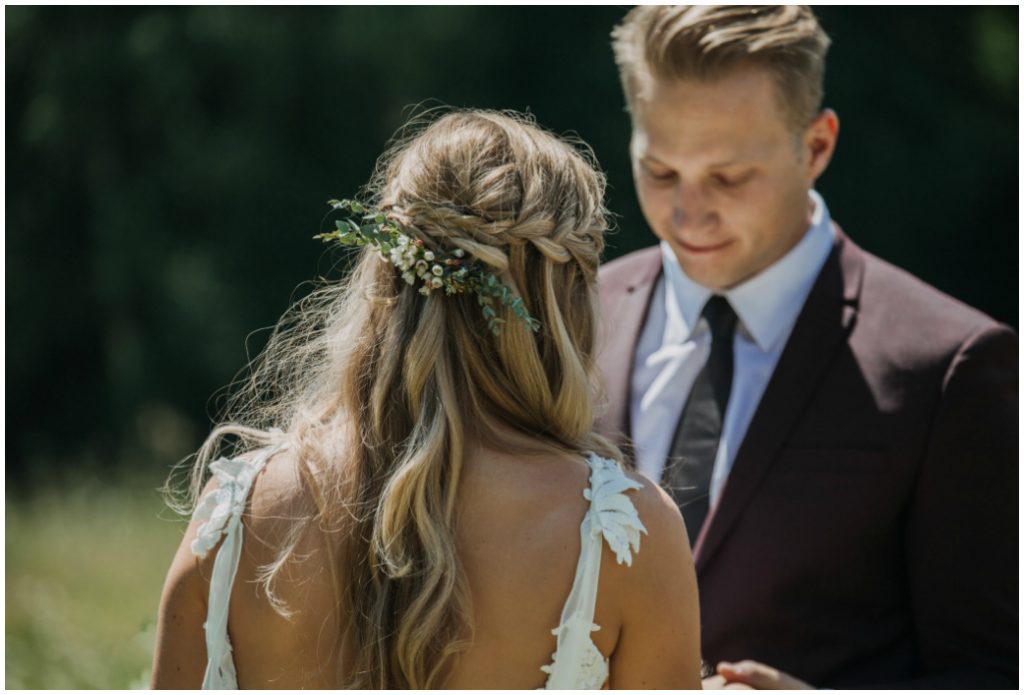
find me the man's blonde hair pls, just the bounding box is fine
[611,5,831,130]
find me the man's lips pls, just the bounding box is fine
[677,238,734,254]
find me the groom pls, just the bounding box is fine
[596,6,1017,689]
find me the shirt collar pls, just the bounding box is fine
[661,190,836,352]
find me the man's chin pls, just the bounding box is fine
[670,242,747,291]
[678,263,741,292]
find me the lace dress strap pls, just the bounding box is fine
[541,453,647,689]
[189,438,289,690]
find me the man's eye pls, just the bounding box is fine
[714,172,752,187]
[645,168,675,182]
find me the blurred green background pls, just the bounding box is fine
[6,6,1018,688]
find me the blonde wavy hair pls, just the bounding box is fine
[172,109,620,688]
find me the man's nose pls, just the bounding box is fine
[672,182,714,229]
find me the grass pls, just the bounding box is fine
[6,474,187,689]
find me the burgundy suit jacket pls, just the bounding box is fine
[595,230,1017,688]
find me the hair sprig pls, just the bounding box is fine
[315,199,541,336]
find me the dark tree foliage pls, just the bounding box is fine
[6,7,1017,484]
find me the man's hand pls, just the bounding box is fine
[702,660,814,689]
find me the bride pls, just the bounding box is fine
[151,110,701,689]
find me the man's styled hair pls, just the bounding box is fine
[611,6,831,131]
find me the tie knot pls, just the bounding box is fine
[701,295,737,341]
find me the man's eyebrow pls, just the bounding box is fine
[639,154,754,169]
[708,158,751,169]
[638,154,669,166]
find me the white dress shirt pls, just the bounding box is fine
[630,190,836,506]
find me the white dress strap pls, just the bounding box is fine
[189,439,288,690]
[541,453,647,689]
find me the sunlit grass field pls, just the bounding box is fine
[6,474,186,688]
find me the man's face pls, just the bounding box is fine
[630,68,836,291]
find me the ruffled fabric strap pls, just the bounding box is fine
[542,452,647,689]
[190,434,289,689]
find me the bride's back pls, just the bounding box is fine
[163,432,697,689]
[223,444,603,688]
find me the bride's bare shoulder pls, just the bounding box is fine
[247,445,316,519]
[622,468,687,541]
[241,443,333,564]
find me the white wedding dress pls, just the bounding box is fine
[190,444,647,689]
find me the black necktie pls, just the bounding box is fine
[665,295,738,548]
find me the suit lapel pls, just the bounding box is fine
[693,229,865,572]
[595,247,662,451]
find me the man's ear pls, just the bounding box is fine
[803,108,839,183]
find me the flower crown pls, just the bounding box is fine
[315,199,541,336]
